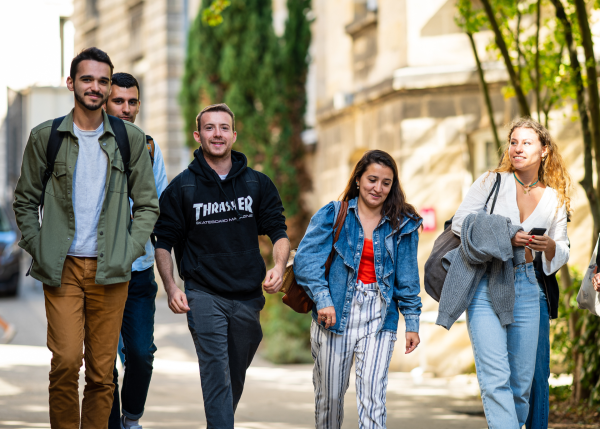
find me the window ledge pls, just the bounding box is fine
[345,11,377,38]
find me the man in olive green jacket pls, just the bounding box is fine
[13,48,159,429]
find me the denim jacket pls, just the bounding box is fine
[293,198,422,334]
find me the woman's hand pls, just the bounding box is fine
[528,234,555,253]
[317,306,336,329]
[592,267,600,292]
[511,231,531,247]
[405,332,420,354]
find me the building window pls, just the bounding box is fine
[87,0,98,17]
[354,0,378,19]
[346,1,378,87]
[129,2,144,60]
[60,17,75,79]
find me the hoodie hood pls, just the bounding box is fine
[189,148,247,183]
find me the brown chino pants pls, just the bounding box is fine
[44,256,128,429]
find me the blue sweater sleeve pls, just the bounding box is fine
[293,202,336,310]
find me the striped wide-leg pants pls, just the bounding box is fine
[311,281,397,429]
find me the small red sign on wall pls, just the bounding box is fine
[421,207,436,232]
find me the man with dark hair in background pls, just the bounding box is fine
[153,103,290,428]
[13,48,159,428]
[104,72,168,429]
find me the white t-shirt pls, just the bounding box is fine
[452,171,569,275]
[68,122,108,257]
[219,174,228,180]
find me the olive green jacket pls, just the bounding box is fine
[13,110,159,287]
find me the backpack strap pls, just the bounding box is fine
[181,168,196,207]
[145,135,155,166]
[107,115,131,196]
[172,168,196,279]
[40,116,67,214]
[242,167,261,204]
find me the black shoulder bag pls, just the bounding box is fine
[424,173,501,302]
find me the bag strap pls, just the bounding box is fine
[324,200,349,277]
[107,115,131,197]
[40,116,66,214]
[242,167,261,206]
[145,135,155,166]
[484,173,502,215]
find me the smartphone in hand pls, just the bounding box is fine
[528,227,547,236]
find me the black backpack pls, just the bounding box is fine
[172,167,261,280]
[41,115,131,211]
[41,115,156,210]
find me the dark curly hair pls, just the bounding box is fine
[339,150,421,230]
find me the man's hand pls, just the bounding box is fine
[405,332,420,354]
[263,238,290,294]
[263,266,284,294]
[166,285,190,314]
[155,248,189,314]
[317,306,336,329]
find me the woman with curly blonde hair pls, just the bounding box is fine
[450,118,570,428]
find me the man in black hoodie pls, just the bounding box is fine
[154,103,290,428]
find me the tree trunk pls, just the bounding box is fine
[535,0,541,122]
[480,0,531,117]
[467,31,501,152]
[574,0,600,239]
[559,264,583,404]
[551,0,600,238]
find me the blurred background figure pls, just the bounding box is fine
[0,314,16,344]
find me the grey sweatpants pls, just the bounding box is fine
[185,286,265,429]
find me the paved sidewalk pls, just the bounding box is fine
[0,279,487,429]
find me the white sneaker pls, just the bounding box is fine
[1,324,16,344]
[120,415,143,429]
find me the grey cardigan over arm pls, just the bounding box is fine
[436,212,525,330]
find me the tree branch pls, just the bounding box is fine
[480,0,531,117]
[535,0,541,122]
[468,31,502,152]
[551,0,599,238]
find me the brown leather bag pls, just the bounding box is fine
[281,201,349,313]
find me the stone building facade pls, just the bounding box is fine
[309,0,590,373]
[308,0,589,270]
[72,0,200,180]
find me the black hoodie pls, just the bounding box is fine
[154,149,288,300]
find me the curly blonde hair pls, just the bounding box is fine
[493,117,572,215]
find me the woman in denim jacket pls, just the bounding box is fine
[294,150,422,429]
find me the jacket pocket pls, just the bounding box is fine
[108,158,127,194]
[47,162,67,198]
[193,248,266,295]
[126,233,145,266]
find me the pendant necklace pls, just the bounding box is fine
[514,172,539,195]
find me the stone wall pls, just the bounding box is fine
[72,0,194,181]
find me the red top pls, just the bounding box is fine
[357,238,377,284]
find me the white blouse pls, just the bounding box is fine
[451,171,569,275]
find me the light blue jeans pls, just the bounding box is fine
[467,263,540,429]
